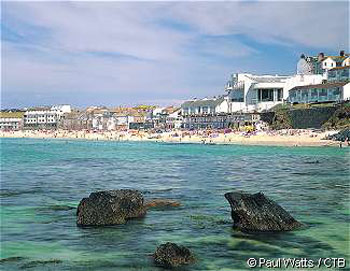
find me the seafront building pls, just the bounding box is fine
[59,111,92,130]
[288,82,350,104]
[182,113,259,129]
[166,109,182,129]
[288,51,350,104]
[327,66,350,82]
[181,97,229,116]
[24,105,71,129]
[88,108,147,130]
[182,50,350,115]
[224,73,291,112]
[0,111,24,130]
[179,50,349,129]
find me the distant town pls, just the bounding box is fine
[1,50,349,132]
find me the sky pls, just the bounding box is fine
[1,1,349,108]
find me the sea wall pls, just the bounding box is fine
[261,106,337,129]
[289,107,337,129]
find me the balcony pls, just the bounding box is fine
[225,81,244,92]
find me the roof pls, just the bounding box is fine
[163,106,180,114]
[289,82,348,91]
[181,97,225,108]
[181,101,194,108]
[247,75,289,83]
[324,56,347,63]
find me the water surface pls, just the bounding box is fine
[1,138,349,270]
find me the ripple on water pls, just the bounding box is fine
[1,138,349,270]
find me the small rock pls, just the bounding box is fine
[224,192,303,232]
[76,189,146,226]
[153,242,195,268]
[145,199,181,209]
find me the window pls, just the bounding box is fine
[277,89,283,101]
[302,90,308,99]
[311,89,318,97]
[341,69,349,77]
[230,89,244,102]
[290,90,296,99]
[258,89,274,102]
[333,87,340,96]
[319,88,327,96]
[328,71,336,78]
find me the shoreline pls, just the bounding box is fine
[0,129,342,147]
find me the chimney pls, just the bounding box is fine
[340,50,345,56]
[318,52,324,61]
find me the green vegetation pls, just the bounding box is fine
[0,112,24,118]
[269,102,335,112]
[322,103,350,130]
[133,105,156,110]
[269,107,292,130]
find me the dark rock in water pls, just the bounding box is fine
[145,199,181,209]
[224,192,303,232]
[20,259,62,269]
[76,189,146,226]
[304,160,319,164]
[0,256,26,263]
[153,242,195,268]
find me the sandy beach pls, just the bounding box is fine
[0,129,342,147]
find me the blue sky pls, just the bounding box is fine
[1,1,349,108]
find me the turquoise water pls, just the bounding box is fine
[0,138,349,270]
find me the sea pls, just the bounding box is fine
[0,138,349,270]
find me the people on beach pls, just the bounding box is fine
[0,127,343,147]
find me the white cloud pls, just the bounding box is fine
[169,1,348,49]
[1,1,348,107]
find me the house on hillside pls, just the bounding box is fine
[327,66,350,82]
[288,82,350,104]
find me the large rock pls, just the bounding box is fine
[224,192,303,232]
[153,242,195,268]
[76,189,146,226]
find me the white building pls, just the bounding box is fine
[51,105,72,113]
[225,73,291,112]
[91,112,147,131]
[288,82,350,104]
[0,117,23,130]
[342,56,350,67]
[181,97,229,116]
[322,56,348,71]
[224,70,330,113]
[24,105,71,128]
[166,109,182,129]
[284,74,324,92]
[182,51,350,116]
